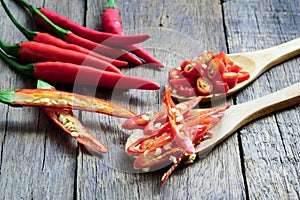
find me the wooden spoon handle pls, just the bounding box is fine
[196,82,300,155]
[246,37,300,71]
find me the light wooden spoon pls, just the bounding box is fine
[195,82,300,156]
[172,37,300,101]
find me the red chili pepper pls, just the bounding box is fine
[101,0,164,68]
[206,57,225,78]
[0,0,127,68]
[0,88,136,118]
[37,80,108,153]
[17,0,149,46]
[18,0,143,65]
[196,77,213,96]
[237,70,250,83]
[162,89,195,155]
[0,39,123,74]
[0,50,161,91]
[222,72,238,89]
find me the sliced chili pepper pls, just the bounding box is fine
[101,0,164,68]
[17,0,149,46]
[37,80,108,153]
[0,39,123,74]
[206,57,225,79]
[0,50,160,90]
[17,0,143,65]
[196,77,213,96]
[0,0,127,68]
[181,61,204,78]
[174,86,199,97]
[162,89,195,155]
[122,96,202,131]
[213,51,233,66]
[0,88,136,118]
[222,72,238,89]
[168,68,183,80]
[225,64,242,73]
[213,81,229,93]
[169,77,195,88]
[237,70,250,83]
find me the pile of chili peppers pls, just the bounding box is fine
[168,51,250,97]
[122,89,229,185]
[0,0,232,185]
[0,0,163,90]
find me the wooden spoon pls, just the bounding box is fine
[172,37,300,101]
[195,82,300,156]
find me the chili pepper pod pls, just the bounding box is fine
[0,0,127,67]
[0,88,136,118]
[0,49,160,90]
[37,80,108,153]
[17,0,143,65]
[102,0,164,68]
[16,0,149,46]
[0,39,123,74]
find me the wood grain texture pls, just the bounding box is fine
[0,0,299,199]
[224,0,300,199]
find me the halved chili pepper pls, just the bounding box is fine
[206,57,225,79]
[237,70,250,83]
[0,88,136,118]
[17,0,143,65]
[0,39,123,74]
[0,0,127,68]
[196,77,213,96]
[0,50,161,90]
[222,72,238,89]
[37,80,108,153]
[101,0,164,68]
[17,0,149,46]
[162,88,195,155]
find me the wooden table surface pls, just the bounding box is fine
[0,0,299,199]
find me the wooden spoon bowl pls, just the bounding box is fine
[171,37,300,101]
[196,82,300,155]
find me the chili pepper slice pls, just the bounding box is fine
[206,57,225,79]
[37,80,108,153]
[17,0,149,46]
[222,72,238,89]
[0,88,136,118]
[0,0,127,68]
[237,70,250,83]
[162,88,195,155]
[17,0,143,65]
[196,77,213,96]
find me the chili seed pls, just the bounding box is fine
[71,131,79,137]
[58,99,68,105]
[154,148,162,156]
[169,155,177,164]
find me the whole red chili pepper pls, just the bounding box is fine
[17,0,143,65]
[16,0,149,46]
[0,88,136,118]
[0,0,127,68]
[102,0,164,68]
[0,39,123,74]
[37,80,108,153]
[0,49,161,90]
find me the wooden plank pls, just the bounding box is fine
[77,0,246,199]
[0,0,85,199]
[224,0,300,199]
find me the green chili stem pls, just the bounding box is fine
[37,80,55,90]
[18,0,70,38]
[105,0,117,9]
[0,0,36,40]
[0,49,34,76]
[0,39,20,57]
[0,90,16,106]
